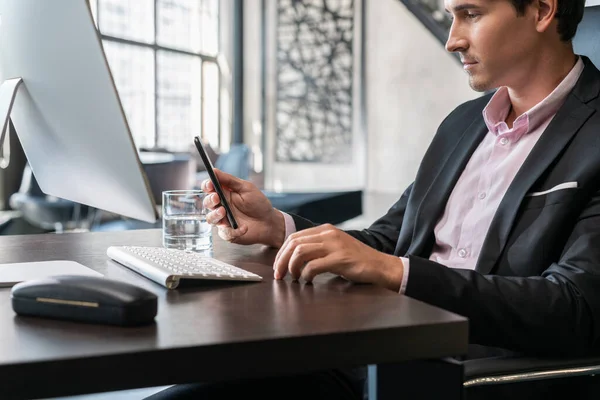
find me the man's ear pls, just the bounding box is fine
[534,0,558,34]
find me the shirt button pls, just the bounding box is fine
[499,138,509,145]
[458,248,468,258]
[478,192,486,200]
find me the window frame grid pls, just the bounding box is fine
[94,0,222,151]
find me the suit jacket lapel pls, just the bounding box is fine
[403,117,488,257]
[475,60,599,274]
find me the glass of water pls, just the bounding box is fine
[162,190,212,251]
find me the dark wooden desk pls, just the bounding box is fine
[0,229,468,399]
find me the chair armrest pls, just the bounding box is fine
[463,356,600,387]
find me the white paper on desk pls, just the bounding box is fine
[0,260,102,287]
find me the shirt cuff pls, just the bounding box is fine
[398,257,410,294]
[279,210,297,241]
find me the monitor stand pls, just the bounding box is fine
[0,78,105,283]
[0,77,23,151]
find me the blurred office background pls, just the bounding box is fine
[0,0,497,234]
[0,0,564,234]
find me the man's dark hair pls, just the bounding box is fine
[510,0,585,42]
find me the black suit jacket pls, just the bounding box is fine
[292,56,600,357]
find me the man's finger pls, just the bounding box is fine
[201,180,212,192]
[274,233,324,279]
[274,224,334,267]
[274,230,314,273]
[203,193,221,210]
[301,256,336,283]
[287,243,328,280]
[206,207,226,225]
[217,224,248,242]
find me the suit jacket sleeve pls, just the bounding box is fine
[405,189,600,356]
[290,183,414,254]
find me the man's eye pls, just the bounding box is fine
[466,12,480,19]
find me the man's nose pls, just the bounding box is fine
[445,22,468,53]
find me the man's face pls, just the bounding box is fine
[445,0,541,91]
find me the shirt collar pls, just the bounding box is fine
[482,56,585,140]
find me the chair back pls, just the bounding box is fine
[9,164,89,232]
[574,6,600,67]
[215,144,251,180]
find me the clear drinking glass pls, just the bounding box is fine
[162,190,212,251]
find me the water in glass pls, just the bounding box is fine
[163,214,212,251]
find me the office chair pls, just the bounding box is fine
[195,143,251,185]
[214,143,251,180]
[9,164,96,232]
[463,355,600,389]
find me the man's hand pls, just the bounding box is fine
[202,169,285,248]
[273,224,404,291]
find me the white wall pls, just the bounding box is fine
[366,0,478,193]
[243,0,263,175]
[243,0,478,193]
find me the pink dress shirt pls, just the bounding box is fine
[281,57,584,294]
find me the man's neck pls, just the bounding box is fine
[505,49,578,129]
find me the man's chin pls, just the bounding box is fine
[468,77,493,92]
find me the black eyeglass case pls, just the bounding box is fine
[11,275,158,326]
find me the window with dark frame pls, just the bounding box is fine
[89,0,225,152]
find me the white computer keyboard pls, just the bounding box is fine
[107,246,263,289]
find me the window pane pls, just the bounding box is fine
[103,41,156,148]
[203,62,219,150]
[98,0,154,43]
[157,51,202,152]
[157,0,202,53]
[201,0,219,55]
[220,88,231,152]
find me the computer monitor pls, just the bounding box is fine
[0,0,157,223]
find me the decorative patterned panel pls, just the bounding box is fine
[275,0,355,163]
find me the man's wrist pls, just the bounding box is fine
[380,254,404,292]
[267,209,286,248]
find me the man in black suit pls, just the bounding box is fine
[150,0,598,398]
